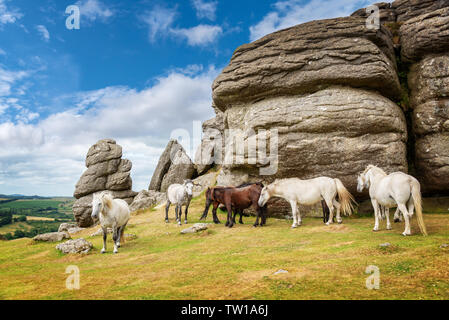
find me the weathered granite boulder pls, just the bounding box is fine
[194,108,225,175]
[212,17,401,111]
[129,190,167,212]
[218,87,407,197]
[393,0,449,22]
[56,238,93,254]
[33,232,71,242]
[58,223,78,233]
[73,139,136,227]
[149,139,196,193]
[160,149,196,192]
[410,55,449,192]
[192,172,218,197]
[400,7,449,63]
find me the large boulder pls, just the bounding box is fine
[400,7,449,63]
[129,190,167,212]
[410,55,449,193]
[149,139,196,192]
[194,108,225,175]
[212,17,401,111]
[218,87,407,198]
[393,0,449,22]
[73,139,136,228]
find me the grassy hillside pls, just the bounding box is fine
[0,195,448,300]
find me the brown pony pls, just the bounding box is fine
[200,182,267,228]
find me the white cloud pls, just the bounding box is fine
[171,24,223,46]
[192,0,218,21]
[249,0,373,41]
[0,66,30,96]
[76,0,114,23]
[36,25,50,42]
[0,0,22,25]
[140,6,178,43]
[0,65,218,196]
[140,6,223,46]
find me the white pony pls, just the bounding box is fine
[91,192,130,254]
[165,180,194,225]
[258,177,355,228]
[357,165,427,236]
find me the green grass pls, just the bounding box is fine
[0,199,448,300]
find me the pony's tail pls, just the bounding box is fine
[334,179,356,216]
[411,179,428,236]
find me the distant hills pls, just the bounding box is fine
[0,194,52,200]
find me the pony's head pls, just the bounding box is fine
[91,192,112,219]
[183,180,194,197]
[357,173,369,192]
[258,185,272,207]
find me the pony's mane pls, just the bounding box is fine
[237,182,264,188]
[94,191,113,208]
[363,165,386,175]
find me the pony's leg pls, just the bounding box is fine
[261,205,268,226]
[112,227,119,254]
[239,210,244,224]
[116,223,127,248]
[176,205,182,225]
[212,202,221,224]
[393,208,402,223]
[321,200,328,224]
[232,209,237,224]
[332,199,342,224]
[101,227,108,254]
[184,200,190,224]
[254,208,261,227]
[406,199,415,235]
[385,207,392,230]
[290,201,298,228]
[371,199,380,231]
[165,201,171,223]
[296,204,302,226]
[398,203,411,236]
[226,202,234,228]
[325,198,335,225]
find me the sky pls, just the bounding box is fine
[0,0,374,196]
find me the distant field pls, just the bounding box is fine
[0,198,75,239]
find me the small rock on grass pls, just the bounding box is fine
[56,238,93,254]
[440,243,448,249]
[181,223,209,234]
[379,243,391,248]
[274,269,289,275]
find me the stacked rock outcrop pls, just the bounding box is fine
[73,139,136,227]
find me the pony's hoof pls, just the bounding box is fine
[184,220,188,224]
[101,249,106,254]
[165,220,169,223]
[386,226,392,230]
[373,228,379,232]
[113,251,118,254]
[394,219,400,223]
[325,222,332,226]
[291,225,297,229]
[337,220,343,224]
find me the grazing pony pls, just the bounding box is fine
[258,177,355,228]
[357,165,427,236]
[200,182,267,228]
[165,180,194,225]
[91,192,130,254]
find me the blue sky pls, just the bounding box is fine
[0,0,373,196]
